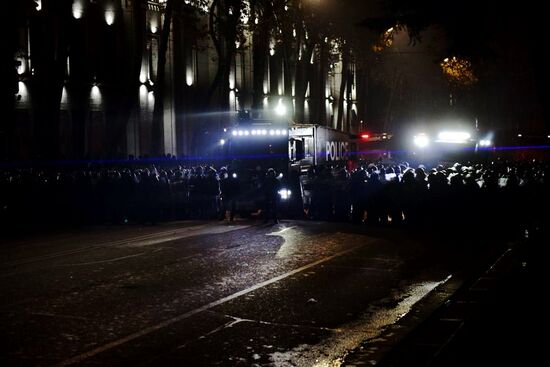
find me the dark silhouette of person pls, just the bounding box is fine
[219,167,240,222]
[263,168,281,224]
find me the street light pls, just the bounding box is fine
[274,100,287,116]
[72,0,84,19]
[105,8,115,25]
[413,133,429,148]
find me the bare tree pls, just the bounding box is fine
[107,0,148,157]
[151,0,175,156]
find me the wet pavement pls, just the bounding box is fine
[344,226,539,367]
[0,220,509,366]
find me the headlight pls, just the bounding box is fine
[479,139,492,147]
[413,134,430,148]
[436,131,471,144]
[278,189,292,200]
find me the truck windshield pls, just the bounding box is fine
[228,138,288,174]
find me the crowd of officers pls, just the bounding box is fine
[1,158,548,232]
[302,160,549,230]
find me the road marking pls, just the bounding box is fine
[176,312,342,350]
[61,252,149,266]
[266,226,297,236]
[55,243,366,367]
[2,223,251,268]
[29,312,89,321]
[120,225,252,248]
[0,225,253,279]
[1,224,211,267]
[322,265,393,272]
[219,313,342,333]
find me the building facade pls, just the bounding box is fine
[11,0,363,160]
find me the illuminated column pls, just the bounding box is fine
[278,58,284,96]
[16,82,30,106]
[229,90,237,111]
[61,86,69,106]
[162,15,176,156]
[186,47,196,86]
[242,38,253,111]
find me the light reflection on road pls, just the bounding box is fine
[270,275,453,367]
[267,226,300,258]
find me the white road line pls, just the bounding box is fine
[176,313,341,350]
[2,223,246,267]
[61,252,149,266]
[0,225,252,278]
[217,313,342,333]
[266,226,297,236]
[1,225,210,266]
[120,225,252,248]
[29,312,89,321]
[55,243,366,367]
[322,265,393,272]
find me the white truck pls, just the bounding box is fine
[221,120,356,217]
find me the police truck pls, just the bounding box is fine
[221,116,356,217]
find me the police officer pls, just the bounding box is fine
[263,168,281,224]
[219,167,239,222]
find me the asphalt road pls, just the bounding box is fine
[0,220,500,366]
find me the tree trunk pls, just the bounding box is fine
[384,70,400,133]
[356,64,368,130]
[33,1,69,159]
[281,30,294,99]
[206,0,240,141]
[294,42,314,124]
[0,1,24,159]
[252,24,269,110]
[151,0,174,157]
[220,40,234,111]
[336,45,349,131]
[315,41,327,126]
[206,0,225,109]
[108,0,147,157]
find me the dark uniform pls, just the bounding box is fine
[263,168,281,223]
[219,168,240,221]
